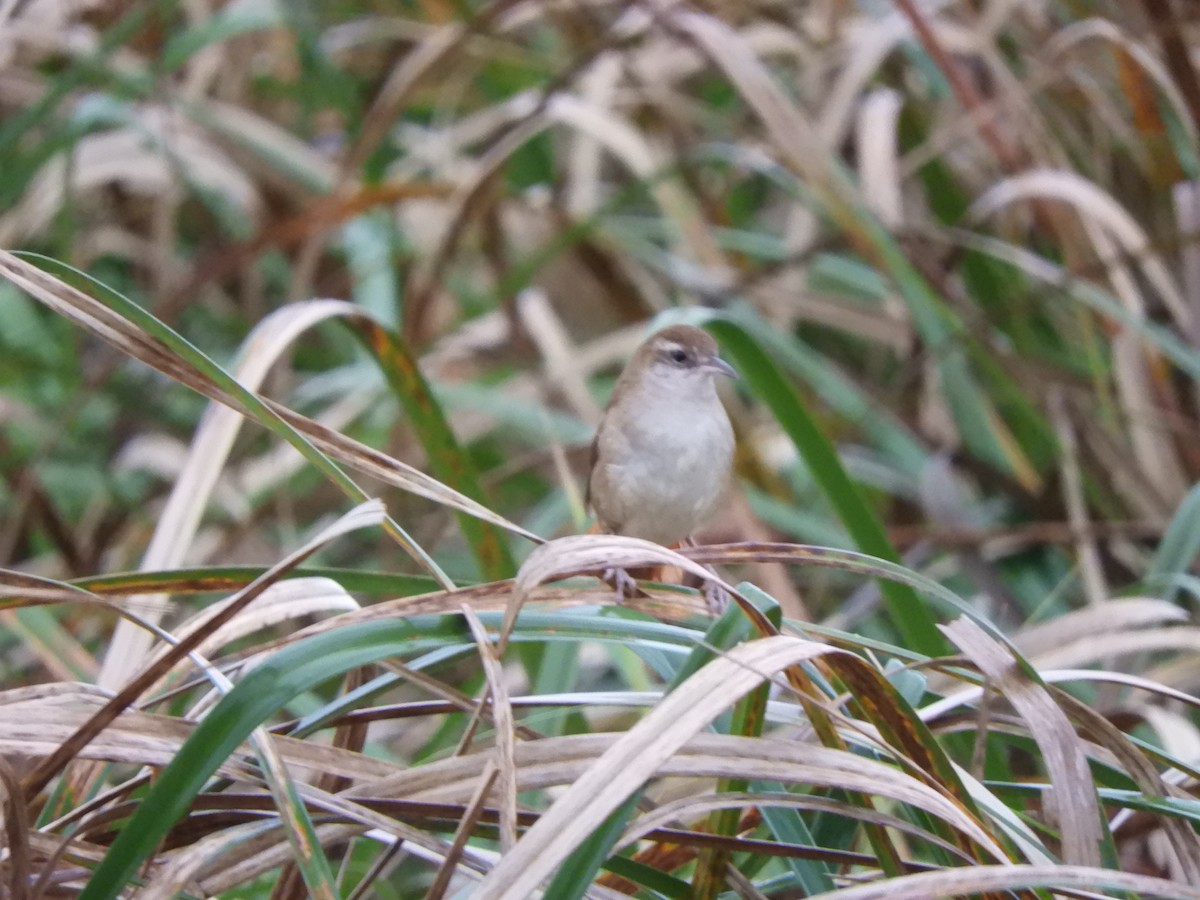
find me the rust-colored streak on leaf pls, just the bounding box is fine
[772,659,909,880]
[362,321,432,418]
[176,180,453,308]
[1146,350,1200,473]
[416,0,458,25]
[1140,0,1200,135]
[1115,40,1182,186]
[1119,45,1167,138]
[87,575,251,595]
[284,181,454,246]
[357,319,513,580]
[836,663,939,774]
[893,0,1021,174]
[810,655,994,868]
[894,0,1080,264]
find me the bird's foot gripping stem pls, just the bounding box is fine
[702,578,732,616]
[601,567,642,604]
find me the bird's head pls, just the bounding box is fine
[634,324,737,393]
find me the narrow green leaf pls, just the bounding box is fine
[884,659,927,706]
[0,1,164,208]
[531,640,588,736]
[7,253,452,587]
[543,791,643,900]
[162,2,286,72]
[726,303,928,478]
[1148,482,1200,602]
[11,607,92,681]
[271,776,339,899]
[351,318,516,581]
[667,582,775,692]
[702,317,947,657]
[79,617,469,899]
[601,857,690,899]
[754,783,836,894]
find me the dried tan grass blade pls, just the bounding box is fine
[942,617,1102,867]
[98,298,375,691]
[20,500,386,798]
[475,635,1001,898]
[462,605,518,852]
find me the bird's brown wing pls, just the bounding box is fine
[585,422,601,510]
[586,379,625,512]
[587,366,634,525]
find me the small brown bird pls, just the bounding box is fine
[588,324,737,555]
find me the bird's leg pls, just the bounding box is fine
[600,567,641,604]
[680,536,732,616]
[702,580,732,616]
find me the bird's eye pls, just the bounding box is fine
[668,348,688,364]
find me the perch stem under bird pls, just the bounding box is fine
[586,324,737,611]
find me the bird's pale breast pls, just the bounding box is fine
[592,387,733,545]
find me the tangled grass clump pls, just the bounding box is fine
[5,0,1200,896]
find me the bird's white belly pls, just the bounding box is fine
[604,402,732,545]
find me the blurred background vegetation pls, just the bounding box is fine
[5,0,1200,896]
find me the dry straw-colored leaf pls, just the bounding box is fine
[1048,389,1109,607]
[462,605,518,852]
[1027,627,1200,672]
[0,251,538,548]
[20,500,387,797]
[942,617,1101,867]
[169,577,360,673]
[1013,597,1187,662]
[474,635,1004,898]
[99,298,377,691]
[1046,17,1200,150]
[141,820,292,900]
[1050,689,1200,882]
[189,823,367,899]
[424,762,499,900]
[0,753,31,898]
[969,168,1189,329]
[856,87,904,230]
[0,109,262,247]
[971,170,1190,505]
[805,863,1200,899]
[504,534,756,650]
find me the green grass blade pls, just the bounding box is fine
[702,317,947,656]
[2,252,454,587]
[725,302,929,477]
[352,318,517,580]
[601,857,690,899]
[543,791,644,900]
[1147,482,1200,602]
[78,617,469,899]
[755,788,837,894]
